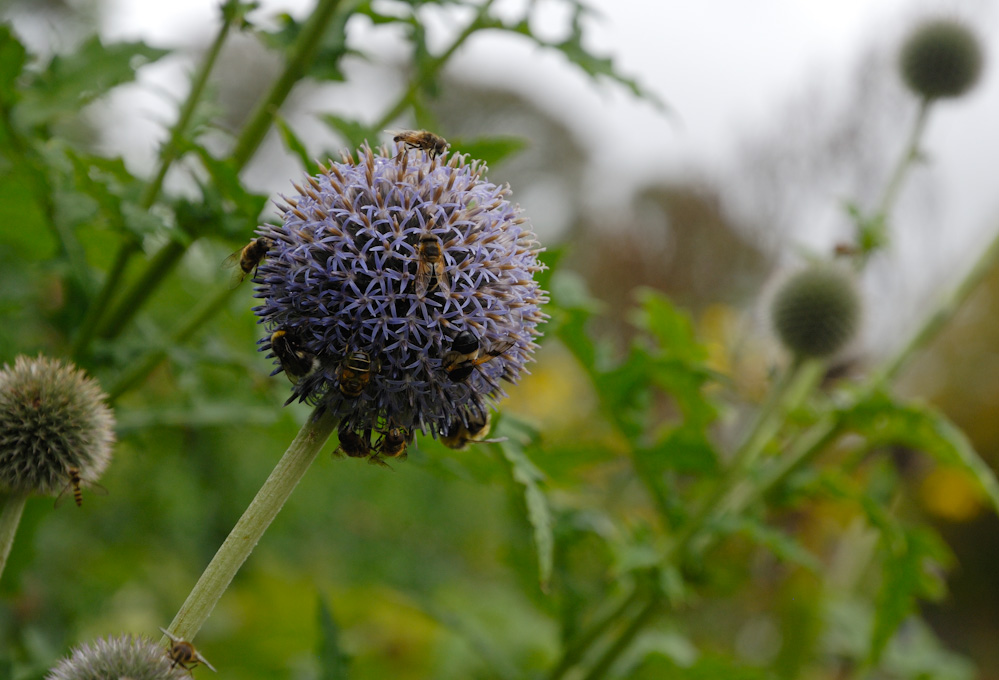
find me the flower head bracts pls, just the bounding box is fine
[252,144,547,439]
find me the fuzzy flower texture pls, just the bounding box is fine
[253,143,547,446]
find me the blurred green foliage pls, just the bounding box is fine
[0,2,997,680]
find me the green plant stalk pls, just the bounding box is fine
[229,0,343,170]
[163,406,338,642]
[578,595,663,680]
[372,0,497,132]
[0,490,29,583]
[547,586,645,680]
[76,6,239,355]
[93,0,343,345]
[875,98,931,224]
[105,286,238,402]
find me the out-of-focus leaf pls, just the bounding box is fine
[712,516,821,572]
[317,596,351,680]
[631,651,775,680]
[221,0,261,29]
[261,7,359,81]
[188,144,269,238]
[275,115,316,174]
[841,391,999,514]
[18,37,169,127]
[497,429,553,593]
[450,135,528,169]
[319,114,374,153]
[115,404,280,433]
[0,25,27,108]
[645,424,717,474]
[869,526,953,666]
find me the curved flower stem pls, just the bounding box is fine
[75,3,239,355]
[94,0,343,345]
[163,406,338,642]
[875,98,931,224]
[0,490,29,583]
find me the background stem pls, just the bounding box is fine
[0,490,29,583]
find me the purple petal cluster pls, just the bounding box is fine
[252,143,547,440]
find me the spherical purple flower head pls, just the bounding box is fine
[252,143,547,438]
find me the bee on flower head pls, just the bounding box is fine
[337,350,374,398]
[269,329,320,384]
[334,424,371,459]
[440,411,506,450]
[415,233,449,298]
[159,628,217,673]
[376,426,411,460]
[390,129,449,159]
[442,331,514,383]
[222,237,273,288]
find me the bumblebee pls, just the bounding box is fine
[270,329,320,384]
[442,332,514,383]
[415,233,449,298]
[377,427,411,460]
[334,425,371,458]
[337,351,373,398]
[440,411,505,450]
[54,465,108,508]
[222,237,273,288]
[159,628,217,673]
[391,129,449,159]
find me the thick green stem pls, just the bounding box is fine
[106,286,237,402]
[229,0,343,171]
[164,406,338,642]
[875,99,931,223]
[0,490,29,583]
[77,5,237,354]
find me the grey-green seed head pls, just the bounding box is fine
[46,634,189,680]
[0,355,115,495]
[900,19,984,100]
[772,266,860,358]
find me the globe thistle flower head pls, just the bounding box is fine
[772,265,861,358]
[47,634,190,680]
[252,143,547,445]
[0,355,114,495]
[900,19,984,100]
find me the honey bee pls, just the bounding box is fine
[270,329,320,384]
[334,425,371,458]
[337,351,373,398]
[54,466,108,508]
[159,628,217,674]
[415,233,449,298]
[391,129,449,159]
[376,426,411,460]
[222,237,273,288]
[442,331,514,383]
[440,411,506,450]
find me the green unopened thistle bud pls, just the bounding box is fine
[900,19,983,100]
[772,266,860,358]
[46,634,190,680]
[0,355,114,497]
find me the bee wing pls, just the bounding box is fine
[159,627,182,643]
[471,341,515,366]
[53,482,72,509]
[86,480,110,496]
[415,259,431,297]
[194,652,217,673]
[436,264,451,297]
[222,250,247,288]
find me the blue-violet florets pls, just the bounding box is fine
[252,143,547,443]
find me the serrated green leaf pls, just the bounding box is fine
[645,424,718,474]
[0,25,28,107]
[18,37,169,127]
[274,114,315,174]
[498,433,553,592]
[317,596,351,680]
[713,516,821,572]
[841,391,999,514]
[189,144,268,238]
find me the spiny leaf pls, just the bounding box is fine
[319,113,374,153]
[274,114,316,174]
[450,135,528,168]
[498,429,553,593]
[317,596,351,680]
[841,391,999,515]
[0,25,27,108]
